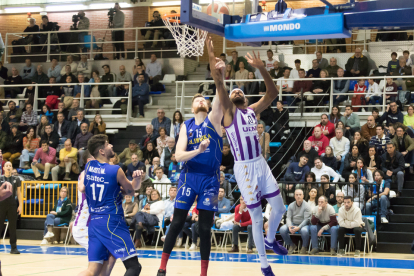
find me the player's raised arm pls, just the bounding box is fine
[246,52,279,114]
[78,171,85,193]
[117,168,142,196]
[208,62,225,134]
[175,123,210,162]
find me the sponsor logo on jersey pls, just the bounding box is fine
[188,133,212,145]
[88,166,106,174]
[86,174,105,182]
[242,126,257,132]
[130,248,135,253]
[114,248,126,254]
[256,191,262,201]
[203,198,211,206]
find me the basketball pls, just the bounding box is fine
[206,1,230,16]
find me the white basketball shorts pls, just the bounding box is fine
[72,225,89,250]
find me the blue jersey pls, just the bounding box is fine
[183,116,222,175]
[84,160,123,216]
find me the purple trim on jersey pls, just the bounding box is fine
[246,189,281,209]
[246,136,253,160]
[87,216,91,227]
[74,193,86,226]
[253,135,260,158]
[262,189,280,199]
[229,140,238,162]
[246,200,262,209]
[224,108,237,130]
[233,110,245,161]
[240,114,247,125]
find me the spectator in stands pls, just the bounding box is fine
[60,55,77,76]
[88,114,105,135]
[133,57,146,74]
[289,69,313,107]
[20,126,39,169]
[356,157,374,183]
[43,77,61,110]
[365,170,391,223]
[126,154,145,181]
[280,189,311,254]
[21,59,36,82]
[148,157,160,178]
[77,55,90,76]
[31,140,57,180]
[366,145,381,174]
[381,142,405,196]
[234,61,249,92]
[221,142,236,173]
[337,196,365,257]
[289,59,301,80]
[330,191,343,214]
[264,49,275,71]
[297,140,319,168]
[311,157,340,182]
[384,77,398,102]
[228,196,253,253]
[54,113,70,144]
[393,126,414,174]
[308,127,329,156]
[38,106,53,125]
[152,167,171,199]
[52,139,78,181]
[141,124,159,150]
[366,78,381,105]
[322,146,337,170]
[123,195,138,227]
[319,175,336,204]
[147,54,163,85]
[245,71,260,104]
[316,51,328,69]
[68,110,89,141]
[394,57,412,91]
[87,77,106,111]
[139,185,153,209]
[171,111,183,138]
[119,140,143,170]
[272,101,289,140]
[0,113,9,135]
[133,65,149,85]
[380,102,404,128]
[4,68,23,98]
[342,145,362,181]
[345,48,369,77]
[41,186,72,245]
[114,65,132,95]
[387,52,399,74]
[350,131,368,158]
[160,137,175,172]
[402,105,414,131]
[41,124,59,149]
[74,73,90,100]
[156,126,169,156]
[6,101,22,128]
[113,3,125,58]
[59,65,77,86]
[269,61,283,79]
[307,187,318,209]
[0,61,8,80]
[404,50,412,66]
[219,53,228,65]
[3,126,22,163]
[112,84,129,115]
[67,99,83,121]
[257,123,270,159]
[326,57,340,77]
[313,114,335,140]
[279,68,293,99]
[19,102,37,131]
[306,59,321,78]
[332,69,349,106]
[61,76,75,107]
[144,11,165,48]
[36,115,50,138]
[0,125,7,152]
[132,74,150,118]
[163,186,176,228]
[341,105,360,136]
[167,153,182,183]
[74,122,92,169]
[328,106,342,125]
[152,109,171,136]
[47,58,61,82]
[143,141,159,166]
[32,65,49,84]
[361,115,377,141]
[229,50,248,73]
[285,155,309,182]
[369,125,391,156]
[310,195,339,255]
[100,65,114,101]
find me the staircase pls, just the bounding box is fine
[111,125,146,153]
[377,180,414,253]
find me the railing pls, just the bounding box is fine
[21,181,77,218]
[4,25,177,63]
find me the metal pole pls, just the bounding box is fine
[135,29,138,60]
[364,29,367,51]
[34,85,39,111]
[80,84,85,108]
[175,82,178,110]
[383,76,386,113]
[46,32,51,63]
[278,79,282,101]
[330,77,334,111]
[180,82,185,114]
[4,34,8,64]
[223,37,226,55]
[315,39,318,52]
[89,30,94,61]
[127,84,132,125]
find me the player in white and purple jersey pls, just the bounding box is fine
[206,38,287,276]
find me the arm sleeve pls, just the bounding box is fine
[344,139,350,155]
[160,149,165,167]
[66,148,78,158]
[234,205,241,222]
[286,205,293,228]
[33,149,41,161]
[219,198,231,214]
[325,215,337,229]
[57,200,73,217]
[311,214,319,225]
[350,115,360,129]
[331,167,340,182]
[298,205,312,228]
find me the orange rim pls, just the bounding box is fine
[163,13,181,23]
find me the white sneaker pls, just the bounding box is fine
[281,136,287,140]
[284,129,291,135]
[161,235,166,242]
[40,239,49,245]
[176,238,183,247]
[44,231,54,239]
[381,217,389,224]
[405,163,410,168]
[340,177,345,182]
[189,243,197,250]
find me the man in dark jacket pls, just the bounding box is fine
[0,112,10,134]
[272,100,290,139]
[379,102,404,127]
[41,124,59,149]
[296,140,319,168]
[53,112,71,144]
[381,142,405,196]
[0,124,7,151]
[345,48,369,77]
[67,110,90,141]
[126,154,145,181]
[132,74,150,118]
[31,65,49,84]
[58,65,78,84]
[5,101,23,128]
[392,126,414,174]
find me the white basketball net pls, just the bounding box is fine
[162,16,208,58]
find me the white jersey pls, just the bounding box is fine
[225,107,261,162]
[73,190,90,228]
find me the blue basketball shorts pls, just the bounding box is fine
[88,214,137,263]
[175,172,220,212]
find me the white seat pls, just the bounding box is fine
[353,29,371,43]
[159,74,176,84]
[106,129,118,134]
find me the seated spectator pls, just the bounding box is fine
[279,68,293,100]
[310,69,330,107]
[351,79,366,112]
[330,127,350,174]
[365,78,381,105]
[6,101,22,129]
[31,140,57,180]
[160,137,175,172]
[68,110,90,141]
[342,172,365,209]
[101,64,114,101]
[228,196,253,253]
[234,61,249,91]
[311,157,340,182]
[219,143,235,174]
[89,114,106,135]
[36,115,50,138]
[326,57,340,77]
[0,124,7,152]
[313,114,335,140]
[114,65,132,95]
[21,86,35,109]
[361,116,377,141]
[365,145,381,175]
[387,52,399,74]
[341,105,360,136]
[31,65,49,84]
[404,104,414,131]
[385,77,398,102]
[264,49,276,71]
[143,141,159,166]
[337,196,365,257]
[319,175,336,205]
[133,65,149,85]
[272,101,290,140]
[345,48,369,77]
[355,157,374,184]
[332,68,350,106]
[147,54,163,85]
[21,59,36,82]
[380,102,404,128]
[322,146,337,170]
[310,195,339,255]
[0,113,10,135]
[152,109,171,136]
[61,76,75,108]
[42,78,62,110]
[74,122,93,169]
[289,59,301,80]
[20,127,39,169]
[308,127,329,156]
[365,170,391,223]
[59,65,78,85]
[256,123,270,159]
[60,55,77,76]
[219,171,234,203]
[163,186,177,227]
[284,155,309,185]
[167,153,182,183]
[245,71,260,104]
[41,124,59,149]
[4,68,23,98]
[144,11,165,48]
[394,57,412,91]
[404,50,412,66]
[218,187,231,215]
[74,73,90,99]
[54,113,70,144]
[126,154,145,181]
[381,142,405,196]
[224,63,235,84]
[156,127,169,156]
[123,195,138,227]
[76,55,91,76]
[148,156,160,178]
[41,187,72,245]
[86,77,105,111]
[138,185,153,209]
[152,167,171,199]
[132,74,150,118]
[307,187,318,209]
[51,139,78,181]
[47,58,62,82]
[141,124,158,151]
[316,51,328,69]
[3,126,23,163]
[328,106,342,125]
[289,69,313,107]
[269,61,284,79]
[171,111,183,138]
[133,189,165,248]
[19,103,38,132]
[392,125,414,174]
[388,123,396,140]
[369,125,391,157]
[112,84,129,115]
[229,50,249,73]
[332,191,344,214]
[280,189,311,254]
[297,140,319,168]
[119,140,143,170]
[133,57,146,74]
[306,59,321,78]
[0,61,7,80]
[39,105,54,124]
[342,145,362,181]
[350,131,368,158]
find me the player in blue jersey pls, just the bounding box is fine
[77,134,143,276]
[157,62,225,276]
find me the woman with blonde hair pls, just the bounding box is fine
[89,114,106,135]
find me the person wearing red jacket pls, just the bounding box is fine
[313,114,336,140]
[308,127,330,156]
[228,196,254,253]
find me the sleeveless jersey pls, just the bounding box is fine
[84,160,123,216]
[74,190,90,227]
[225,107,261,162]
[182,116,222,175]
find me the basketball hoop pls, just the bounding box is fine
[162,13,208,58]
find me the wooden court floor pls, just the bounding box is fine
[1,240,414,276]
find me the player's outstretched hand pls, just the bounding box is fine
[132,170,143,179]
[198,139,210,153]
[0,182,13,202]
[206,36,215,57]
[245,51,264,69]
